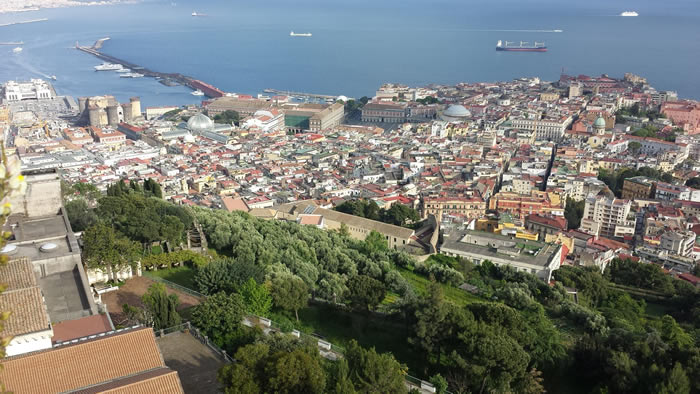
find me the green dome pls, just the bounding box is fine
[593,116,606,128]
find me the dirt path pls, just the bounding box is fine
[103,276,202,326]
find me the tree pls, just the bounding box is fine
[265,349,327,393]
[218,343,269,393]
[64,198,98,232]
[191,292,246,347]
[218,341,326,394]
[346,275,386,312]
[429,374,448,394]
[564,197,585,230]
[213,110,240,125]
[239,278,272,317]
[345,340,407,394]
[686,177,700,189]
[655,362,690,394]
[142,283,181,330]
[412,282,470,365]
[270,275,309,321]
[364,231,388,255]
[81,223,141,275]
[628,141,642,155]
[381,203,420,227]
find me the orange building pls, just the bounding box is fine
[488,191,565,221]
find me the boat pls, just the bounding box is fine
[115,68,131,73]
[553,29,563,33]
[290,31,312,37]
[12,47,22,53]
[119,72,144,78]
[496,40,547,52]
[94,63,123,71]
[50,75,57,80]
[192,11,207,16]
[620,11,639,17]
[191,90,205,96]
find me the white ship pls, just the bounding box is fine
[50,75,57,80]
[192,11,207,16]
[12,47,22,53]
[94,63,123,71]
[119,72,144,78]
[290,31,312,37]
[191,90,205,96]
[620,11,639,17]
[115,68,131,73]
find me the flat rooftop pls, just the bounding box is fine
[441,230,559,268]
[157,331,225,394]
[39,267,93,323]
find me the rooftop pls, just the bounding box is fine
[0,327,182,394]
[0,258,51,337]
[441,230,560,268]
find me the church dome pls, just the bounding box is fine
[443,105,471,118]
[187,113,214,132]
[594,116,606,128]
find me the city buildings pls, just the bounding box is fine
[580,193,635,239]
[2,79,54,102]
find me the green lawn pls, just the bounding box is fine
[294,303,423,372]
[644,300,675,320]
[149,265,197,290]
[399,268,482,306]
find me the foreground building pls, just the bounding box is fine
[440,230,563,281]
[0,326,184,393]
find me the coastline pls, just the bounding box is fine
[0,0,137,15]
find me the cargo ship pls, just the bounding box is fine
[620,11,638,17]
[188,79,225,98]
[496,40,547,52]
[290,31,312,37]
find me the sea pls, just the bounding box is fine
[1,0,699,107]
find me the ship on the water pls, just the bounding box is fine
[496,40,547,52]
[12,47,22,53]
[290,31,312,37]
[191,90,205,96]
[94,63,123,71]
[620,11,639,17]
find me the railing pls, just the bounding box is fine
[143,272,206,299]
[152,276,442,393]
[156,321,233,363]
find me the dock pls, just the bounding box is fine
[0,18,48,28]
[75,39,223,98]
[263,88,338,101]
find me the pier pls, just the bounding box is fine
[263,88,338,101]
[0,18,48,28]
[75,38,224,98]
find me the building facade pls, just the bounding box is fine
[580,195,635,239]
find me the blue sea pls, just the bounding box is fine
[1,0,699,107]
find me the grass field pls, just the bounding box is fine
[148,265,197,290]
[399,268,482,306]
[294,303,423,372]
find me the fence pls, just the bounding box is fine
[143,272,207,299]
[156,321,233,363]
[151,274,442,393]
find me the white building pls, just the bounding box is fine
[580,193,635,239]
[3,79,54,101]
[510,115,573,142]
[660,231,696,258]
